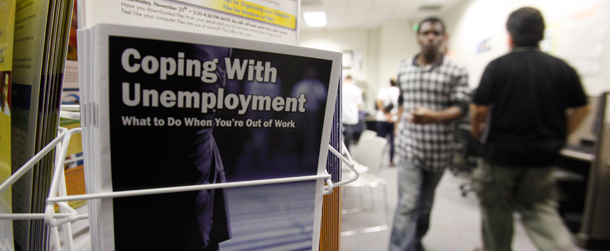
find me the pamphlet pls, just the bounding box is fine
[0,0,16,249]
[80,23,341,250]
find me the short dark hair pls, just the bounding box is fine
[417,17,446,34]
[506,7,545,47]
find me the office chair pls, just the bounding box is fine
[359,129,377,140]
[341,135,390,236]
[450,118,482,197]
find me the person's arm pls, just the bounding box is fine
[470,104,489,141]
[410,106,463,124]
[376,99,385,111]
[567,104,591,135]
[377,99,394,123]
[395,105,404,135]
[410,63,470,124]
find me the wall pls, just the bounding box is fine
[300,0,610,113]
[375,20,417,108]
[444,0,610,96]
[299,29,375,108]
[299,22,418,112]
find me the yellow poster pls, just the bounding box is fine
[174,0,296,29]
[0,0,16,248]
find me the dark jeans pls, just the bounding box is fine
[376,121,395,163]
[343,123,360,151]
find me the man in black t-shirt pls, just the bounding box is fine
[471,7,591,251]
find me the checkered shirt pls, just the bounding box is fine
[395,55,470,172]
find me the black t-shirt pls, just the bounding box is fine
[473,47,588,166]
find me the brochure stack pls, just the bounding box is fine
[77,1,342,250]
[9,0,74,250]
[0,0,16,249]
[78,22,341,251]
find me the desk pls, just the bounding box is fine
[557,124,610,249]
[556,148,591,234]
[560,147,595,163]
[557,92,610,249]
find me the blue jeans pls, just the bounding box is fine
[343,123,360,151]
[389,160,444,251]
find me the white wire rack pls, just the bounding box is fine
[0,105,360,251]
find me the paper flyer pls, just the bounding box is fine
[10,0,52,249]
[0,0,16,249]
[10,0,75,249]
[78,0,299,45]
[86,24,340,250]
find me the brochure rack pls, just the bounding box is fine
[0,105,359,251]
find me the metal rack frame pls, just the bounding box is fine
[0,105,359,251]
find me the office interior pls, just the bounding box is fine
[299,0,610,250]
[6,0,607,250]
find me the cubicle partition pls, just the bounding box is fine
[558,91,610,249]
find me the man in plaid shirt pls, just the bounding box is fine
[389,17,470,251]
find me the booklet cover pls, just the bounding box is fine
[11,0,52,249]
[9,0,74,249]
[0,0,16,248]
[86,24,341,250]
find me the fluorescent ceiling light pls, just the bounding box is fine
[303,11,327,27]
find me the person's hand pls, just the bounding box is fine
[409,107,438,124]
[386,113,394,123]
[472,122,486,141]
